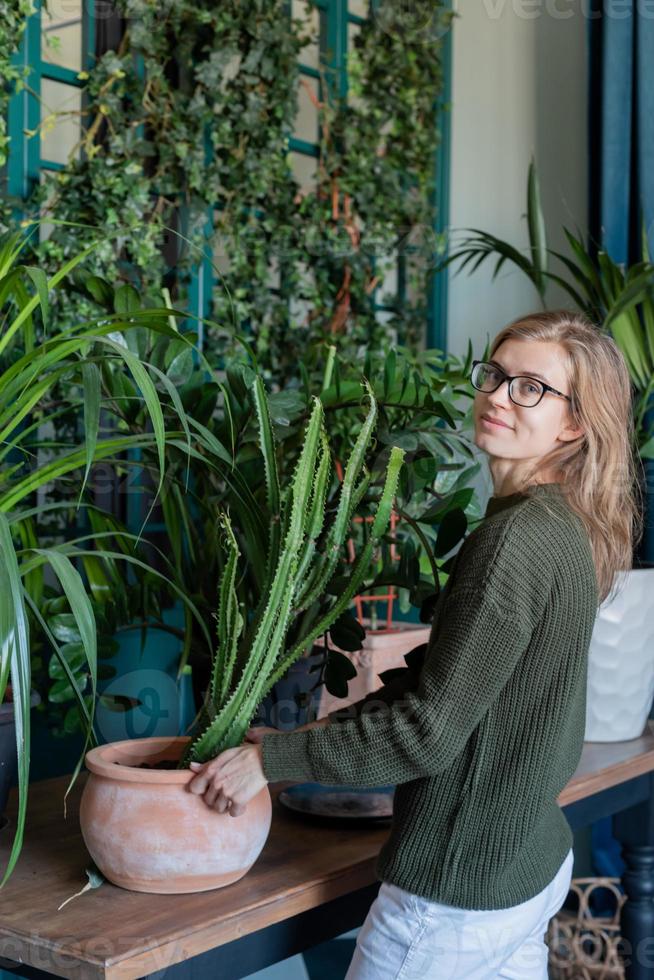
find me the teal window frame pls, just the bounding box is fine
[7,0,96,204]
[5,1,450,347]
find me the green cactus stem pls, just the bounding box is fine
[179,378,404,767]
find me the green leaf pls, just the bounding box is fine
[35,550,97,722]
[49,676,88,703]
[434,508,468,557]
[324,649,358,699]
[23,266,49,334]
[418,488,473,526]
[384,348,396,396]
[266,390,306,426]
[85,275,113,308]
[63,705,82,735]
[329,610,365,652]
[48,613,81,645]
[48,643,86,680]
[0,239,99,358]
[0,513,31,886]
[527,158,547,298]
[640,435,654,459]
[113,284,140,315]
[80,362,101,500]
[57,862,105,911]
[166,347,194,387]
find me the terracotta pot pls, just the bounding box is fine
[315,622,432,719]
[80,736,272,894]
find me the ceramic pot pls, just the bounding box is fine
[80,736,272,894]
[314,622,432,719]
[256,647,324,729]
[585,568,654,742]
[1,691,41,820]
[0,701,17,819]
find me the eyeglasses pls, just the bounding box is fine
[470,360,574,408]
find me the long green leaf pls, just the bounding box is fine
[0,240,99,357]
[527,158,547,300]
[0,514,31,887]
[80,362,101,501]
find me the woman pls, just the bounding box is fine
[189,310,643,979]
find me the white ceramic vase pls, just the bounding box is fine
[584,568,654,742]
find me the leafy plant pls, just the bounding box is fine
[0,1,34,174]
[439,158,654,457]
[0,228,210,885]
[180,376,404,765]
[12,0,453,379]
[107,332,482,713]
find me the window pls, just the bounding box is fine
[5,0,451,345]
[204,0,452,352]
[7,0,94,232]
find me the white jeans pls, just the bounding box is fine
[344,849,574,980]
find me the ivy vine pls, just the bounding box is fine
[14,0,453,378]
[0,1,34,169]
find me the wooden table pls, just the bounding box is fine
[2,727,654,980]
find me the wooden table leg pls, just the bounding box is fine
[613,773,654,979]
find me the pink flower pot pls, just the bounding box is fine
[80,736,272,894]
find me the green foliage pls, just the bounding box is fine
[173,337,482,765]
[0,229,211,885]
[17,0,452,379]
[441,158,654,454]
[115,335,480,715]
[181,379,406,764]
[0,1,34,170]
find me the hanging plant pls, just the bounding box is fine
[16,0,452,378]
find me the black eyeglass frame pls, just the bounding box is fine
[470,359,574,408]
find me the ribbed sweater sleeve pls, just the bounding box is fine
[261,507,553,787]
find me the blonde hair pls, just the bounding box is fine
[488,309,644,606]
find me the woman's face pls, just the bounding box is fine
[472,338,584,481]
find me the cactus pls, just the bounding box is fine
[179,376,404,766]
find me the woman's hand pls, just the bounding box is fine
[189,743,268,817]
[245,725,282,743]
[188,718,330,816]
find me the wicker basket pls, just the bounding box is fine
[546,877,627,979]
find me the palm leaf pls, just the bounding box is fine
[527,158,547,300]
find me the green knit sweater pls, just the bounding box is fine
[261,482,599,910]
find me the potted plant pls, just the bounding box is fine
[438,161,654,742]
[133,339,481,729]
[0,687,40,826]
[79,376,405,893]
[0,228,209,885]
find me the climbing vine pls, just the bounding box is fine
[0,2,34,170]
[15,0,453,379]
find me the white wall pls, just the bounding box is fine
[446,0,588,359]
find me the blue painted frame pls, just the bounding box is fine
[6,0,95,205]
[6,1,451,348]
